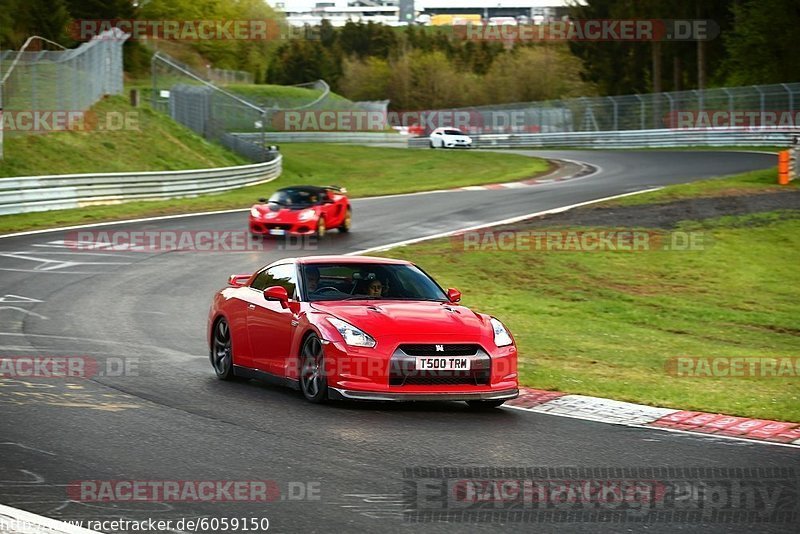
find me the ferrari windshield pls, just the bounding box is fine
[302,263,448,302]
[268,188,321,207]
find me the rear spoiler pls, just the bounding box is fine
[321,185,347,193]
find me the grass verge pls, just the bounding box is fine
[379,173,800,421]
[609,167,796,206]
[0,96,248,179]
[0,143,549,234]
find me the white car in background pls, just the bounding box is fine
[429,127,473,149]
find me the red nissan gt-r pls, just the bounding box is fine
[249,185,351,238]
[208,256,519,407]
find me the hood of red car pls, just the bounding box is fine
[310,300,488,338]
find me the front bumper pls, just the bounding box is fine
[249,218,317,236]
[328,387,519,402]
[314,336,519,401]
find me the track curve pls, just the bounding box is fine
[0,150,793,534]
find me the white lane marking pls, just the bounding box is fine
[0,332,200,358]
[0,442,57,456]
[0,252,130,270]
[503,404,800,450]
[0,295,43,304]
[0,503,101,533]
[0,307,48,320]
[347,187,661,255]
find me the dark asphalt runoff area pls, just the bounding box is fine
[0,150,796,534]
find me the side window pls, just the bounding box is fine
[251,264,297,298]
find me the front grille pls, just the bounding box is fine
[399,344,480,357]
[389,344,490,387]
[264,224,292,230]
[401,373,482,386]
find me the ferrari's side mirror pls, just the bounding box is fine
[258,197,267,203]
[447,288,461,303]
[264,286,289,308]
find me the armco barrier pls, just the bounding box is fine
[408,127,800,149]
[0,154,282,215]
[234,132,407,146]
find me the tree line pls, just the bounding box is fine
[2,0,797,109]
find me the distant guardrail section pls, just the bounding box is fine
[234,132,406,146]
[407,128,800,149]
[0,154,281,215]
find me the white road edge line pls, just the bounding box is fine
[0,503,100,533]
[503,405,800,449]
[346,187,655,256]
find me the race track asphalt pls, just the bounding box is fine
[1,150,796,534]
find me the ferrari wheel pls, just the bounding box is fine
[300,334,328,403]
[211,318,236,380]
[315,218,326,239]
[338,208,351,233]
[466,400,506,410]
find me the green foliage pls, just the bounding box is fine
[723,0,800,85]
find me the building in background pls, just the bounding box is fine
[267,1,579,27]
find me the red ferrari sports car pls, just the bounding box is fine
[208,256,519,407]
[249,185,351,238]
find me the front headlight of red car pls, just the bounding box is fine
[327,317,377,348]
[250,207,261,217]
[490,317,513,347]
[298,208,316,221]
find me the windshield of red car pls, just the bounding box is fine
[268,189,320,208]
[302,263,448,302]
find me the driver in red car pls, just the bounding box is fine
[306,266,320,293]
[366,279,383,298]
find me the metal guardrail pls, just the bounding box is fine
[0,154,282,215]
[234,132,407,145]
[407,128,800,149]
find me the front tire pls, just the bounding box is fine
[300,334,328,403]
[315,217,326,239]
[429,140,436,149]
[211,318,236,380]
[338,208,352,233]
[466,399,506,410]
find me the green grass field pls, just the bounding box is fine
[609,167,796,206]
[226,83,350,108]
[0,96,248,178]
[379,173,800,421]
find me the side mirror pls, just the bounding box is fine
[447,288,461,303]
[258,197,267,203]
[264,286,289,308]
[228,274,251,287]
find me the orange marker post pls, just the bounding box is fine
[778,150,789,185]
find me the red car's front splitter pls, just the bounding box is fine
[327,387,519,402]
